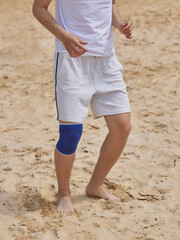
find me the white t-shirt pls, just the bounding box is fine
[55,0,115,56]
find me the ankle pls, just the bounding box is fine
[87,180,104,188]
[58,189,71,197]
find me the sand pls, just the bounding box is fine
[0,0,180,239]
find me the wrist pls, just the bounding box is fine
[113,19,124,29]
[61,31,70,43]
[118,19,126,29]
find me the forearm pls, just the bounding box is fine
[112,1,124,29]
[32,4,68,43]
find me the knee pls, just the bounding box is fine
[56,124,83,155]
[122,122,131,136]
[110,122,131,138]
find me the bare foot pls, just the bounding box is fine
[85,183,120,202]
[57,195,75,215]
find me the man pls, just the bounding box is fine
[33,0,133,215]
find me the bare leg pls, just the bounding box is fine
[55,120,80,215]
[86,113,131,201]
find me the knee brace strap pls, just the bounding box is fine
[56,124,83,155]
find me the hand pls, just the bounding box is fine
[63,33,88,58]
[119,20,133,39]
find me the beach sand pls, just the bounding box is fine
[0,0,180,239]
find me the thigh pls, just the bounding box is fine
[54,52,94,123]
[59,120,81,124]
[90,53,131,119]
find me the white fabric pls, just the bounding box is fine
[53,52,131,123]
[55,0,115,56]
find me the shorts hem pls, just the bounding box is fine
[56,117,84,124]
[93,109,131,119]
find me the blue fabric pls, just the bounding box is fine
[56,124,83,155]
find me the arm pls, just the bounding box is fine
[112,0,133,39]
[112,0,124,29]
[32,0,88,57]
[32,0,68,43]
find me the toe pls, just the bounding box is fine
[113,197,120,202]
[114,198,120,202]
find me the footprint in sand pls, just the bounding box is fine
[104,179,133,202]
[82,166,92,174]
[2,167,12,171]
[1,146,9,153]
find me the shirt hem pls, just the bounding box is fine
[55,47,115,57]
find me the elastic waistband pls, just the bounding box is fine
[56,51,115,59]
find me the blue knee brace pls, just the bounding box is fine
[56,124,83,155]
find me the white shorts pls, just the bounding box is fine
[53,52,131,123]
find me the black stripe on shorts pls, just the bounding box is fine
[55,52,59,120]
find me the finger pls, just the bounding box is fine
[79,40,88,45]
[70,52,77,58]
[123,26,132,32]
[71,47,85,58]
[123,29,131,34]
[123,26,133,35]
[74,46,83,53]
[78,38,88,45]
[122,21,132,30]
[126,32,133,37]
[126,34,133,39]
[71,51,85,58]
[74,46,81,54]
[77,42,88,52]
[122,29,131,36]
[78,51,86,57]
[70,48,79,58]
[74,47,86,57]
[125,29,133,35]
[125,31,132,37]
[121,22,128,29]
[129,25,133,32]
